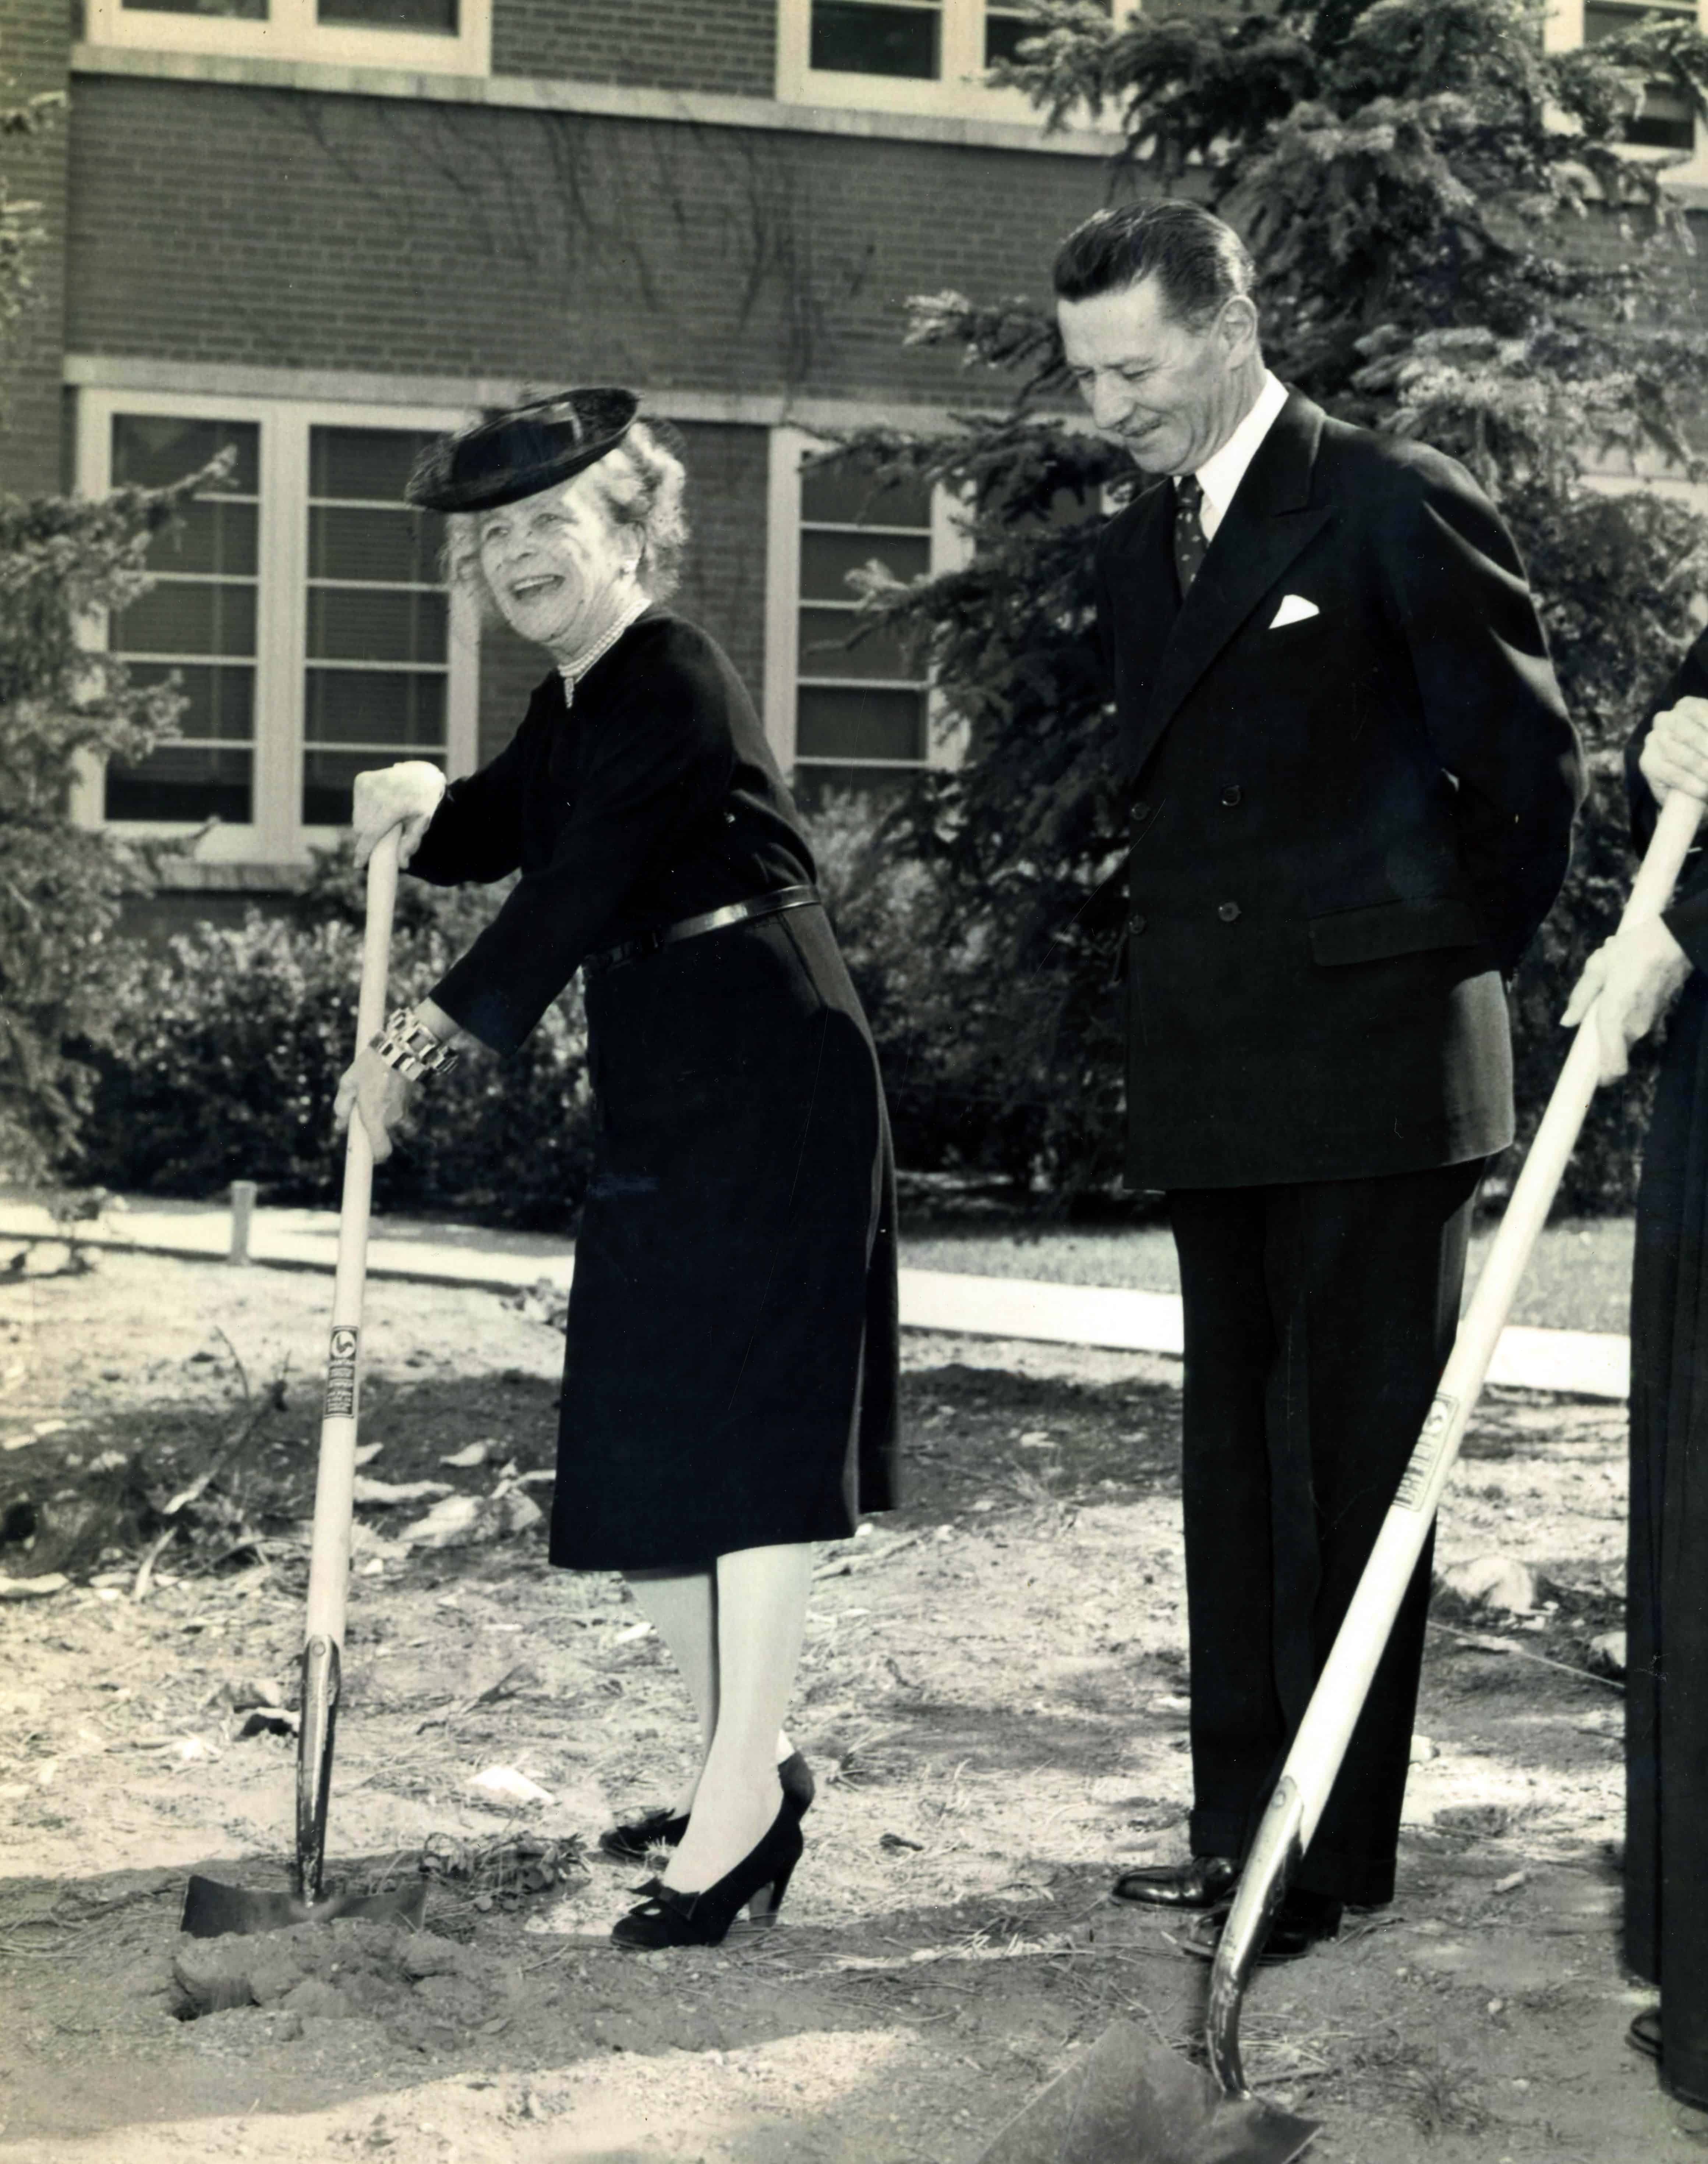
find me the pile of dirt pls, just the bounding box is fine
[172,1919,500,2052]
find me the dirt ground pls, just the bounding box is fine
[0,1244,1697,2163]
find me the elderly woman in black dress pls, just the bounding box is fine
[335,390,899,1950]
[1563,640,1708,2113]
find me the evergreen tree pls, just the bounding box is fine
[845,0,1708,1209]
[0,75,204,1179]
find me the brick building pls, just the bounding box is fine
[0,0,1156,920]
[0,0,1701,922]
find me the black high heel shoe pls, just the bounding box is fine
[610,1802,805,1950]
[598,1751,815,1863]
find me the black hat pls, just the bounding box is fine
[406,388,640,513]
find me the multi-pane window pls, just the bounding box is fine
[785,0,1130,116]
[316,1,459,24]
[304,428,449,828]
[811,0,943,78]
[1584,1,1699,150]
[86,0,489,73]
[796,457,935,790]
[983,2,1054,68]
[107,416,261,824]
[118,0,269,16]
[766,431,969,797]
[75,394,477,863]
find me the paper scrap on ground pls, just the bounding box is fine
[353,1476,455,1506]
[399,1488,544,1549]
[1439,1554,1538,1614]
[468,1765,555,1808]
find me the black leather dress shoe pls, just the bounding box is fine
[1628,2007,1708,2109]
[1182,1887,1343,1965]
[1111,1855,1241,1910]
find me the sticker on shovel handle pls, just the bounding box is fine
[324,1326,359,1419]
[1395,1392,1458,1512]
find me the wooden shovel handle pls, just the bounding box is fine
[302,828,402,1650]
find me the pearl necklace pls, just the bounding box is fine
[557,595,649,708]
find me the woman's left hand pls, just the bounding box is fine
[1562,917,1693,1084]
[334,1045,415,1162]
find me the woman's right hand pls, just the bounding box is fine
[351,761,448,868]
[1638,696,1708,808]
[1562,918,1693,1084]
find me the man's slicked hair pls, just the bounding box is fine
[1053,202,1255,332]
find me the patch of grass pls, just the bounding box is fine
[902,1223,1182,1292]
[1353,2035,1493,2138]
[900,1215,1637,1336]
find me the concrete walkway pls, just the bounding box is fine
[0,1193,1631,1401]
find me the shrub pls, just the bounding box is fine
[75,861,594,1229]
[807,791,1127,1200]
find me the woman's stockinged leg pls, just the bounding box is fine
[622,1562,801,1821]
[623,1566,718,1818]
[664,1542,813,1892]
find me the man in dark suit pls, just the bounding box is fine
[1056,202,1584,1958]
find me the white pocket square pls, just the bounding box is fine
[1268,594,1320,628]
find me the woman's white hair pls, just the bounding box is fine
[443,419,690,617]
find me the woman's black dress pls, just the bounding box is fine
[407,607,899,1570]
[1625,633,1708,2105]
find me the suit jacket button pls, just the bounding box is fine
[1217,901,1241,923]
[1128,912,1147,935]
[1220,785,1242,807]
[1133,800,1150,823]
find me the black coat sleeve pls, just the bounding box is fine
[1381,457,1584,975]
[1627,630,1708,973]
[406,706,538,888]
[428,660,736,1052]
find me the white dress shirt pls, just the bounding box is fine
[1184,370,1290,541]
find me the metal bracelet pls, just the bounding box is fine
[369,1006,460,1083]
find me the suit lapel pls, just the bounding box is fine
[1127,391,1333,780]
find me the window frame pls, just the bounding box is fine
[764,424,972,784]
[82,0,492,78]
[776,0,1141,125]
[1546,0,1708,184]
[73,386,481,866]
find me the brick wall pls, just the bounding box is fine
[472,419,770,765]
[0,0,70,494]
[64,79,1116,405]
[493,0,775,98]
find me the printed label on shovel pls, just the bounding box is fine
[324,1327,359,1419]
[1395,1392,1457,1512]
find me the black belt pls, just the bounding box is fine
[583,885,821,977]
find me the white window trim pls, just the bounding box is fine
[777,0,1141,127]
[1545,0,1708,185]
[764,424,972,779]
[1581,439,1708,506]
[73,385,481,866]
[84,0,491,78]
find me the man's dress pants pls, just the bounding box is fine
[1167,1160,1482,1907]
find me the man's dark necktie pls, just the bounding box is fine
[1173,473,1208,597]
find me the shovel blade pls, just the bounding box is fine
[180,1873,426,1940]
[976,2022,1317,2164]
